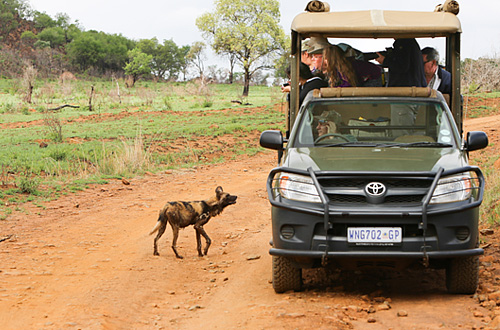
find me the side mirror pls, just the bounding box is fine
[260,130,284,150]
[466,131,488,152]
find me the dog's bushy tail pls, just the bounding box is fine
[149,212,164,235]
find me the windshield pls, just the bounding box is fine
[292,99,456,148]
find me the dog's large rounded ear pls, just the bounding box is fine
[215,186,223,195]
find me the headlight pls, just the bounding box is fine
[430,174,473,204]
[277,173,321,203]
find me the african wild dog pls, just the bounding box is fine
[149,186,237,258]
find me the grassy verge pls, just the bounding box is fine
[464,91,500,225]
[471,150,500,226]
[0,79,287,218]
[463,91,500,119]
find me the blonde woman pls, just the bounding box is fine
[323,45,358,87]
[316,117,338,137]
[315,110,356,143]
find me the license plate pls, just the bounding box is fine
[348,227,402,245]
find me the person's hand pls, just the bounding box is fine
[375,52,385,65]
[281,85,291,93]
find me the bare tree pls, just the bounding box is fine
[186,41,207,82]
[462,56,500,93]
[22,61,37,104]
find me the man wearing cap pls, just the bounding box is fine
[301,39,314,71]
[306,37,331,75]
[307,38,382,87]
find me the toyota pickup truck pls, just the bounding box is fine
[260,1,489,294]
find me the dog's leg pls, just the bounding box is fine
[170,223,183,259]
[153,220,167,256]
[195,228,203,257]
[194,224,211,256]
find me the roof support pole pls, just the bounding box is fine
[447,33,462,134]
[289,31,301,138]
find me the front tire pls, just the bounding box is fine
[272,255,302,293]
[446,256,479,294]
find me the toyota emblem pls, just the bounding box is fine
[365,182,386,197]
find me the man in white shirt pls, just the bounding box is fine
[422,47,452,95]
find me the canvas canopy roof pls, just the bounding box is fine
[291,10,462,39]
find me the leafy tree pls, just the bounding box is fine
[137,38,188,80]
[96,32,135,72]
[66,31,134,73]
[21,30,37,46]
[54,13,71,30]
[34,39,50,49]
[34,11,82,45]
[0,0,30,41]
[33,11,57,30]
[65,31,103,71]
[0,0,29,16]
[37,27,66,48]
[0,11,18,38]
[124,48,152,86]
[196,0,287,96]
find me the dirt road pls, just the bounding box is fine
[1,115,500,330]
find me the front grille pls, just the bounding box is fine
[320,178,430,189]
[320,177,432,206]
[330,195,366,204]
[330,194,423,205]
[385,195,422,204]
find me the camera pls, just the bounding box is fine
[282,82,290,87]
[378,47,394,58]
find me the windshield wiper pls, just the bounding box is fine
[318,142,379,148]
[316,141,453,148]
[381,142,453,148]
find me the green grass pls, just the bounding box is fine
[464,91,500,118]
[464,92,500,225]
[0,79,285,217]
[471,149,500,226]
[465,104,498,119]
[469,91,500,99]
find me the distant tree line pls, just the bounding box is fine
[0,0,192,84]
[1,0,289,94]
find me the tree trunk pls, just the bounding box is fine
[242,69,251,97]
[88,85,95,111]
[25,83,33,104]
[229,61,235,84]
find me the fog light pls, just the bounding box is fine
[281,225,295,239]
[455,227,470,241]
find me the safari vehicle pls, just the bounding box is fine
[260,1,489,294]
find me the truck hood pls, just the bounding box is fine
[283,147,467,172]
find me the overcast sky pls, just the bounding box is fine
[28,0,500,67]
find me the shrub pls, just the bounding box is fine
[462,56,500,93]
[18,175,40,194]
[49,149,68,161]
